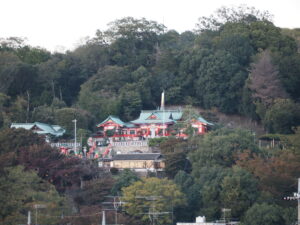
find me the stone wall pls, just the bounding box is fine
[112,140,150,153]
[95,140,151,155]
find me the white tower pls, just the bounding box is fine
[160,91,165,110]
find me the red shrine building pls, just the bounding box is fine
[96,109,182,139]
[95,92,213,140]
[96,109,212,140]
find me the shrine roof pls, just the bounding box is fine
[124,122,136,128]
[130,109,182,124]
[11,122,65,137]
[97,116,136,128]
[197,116,214,126]
[97,116,125,127]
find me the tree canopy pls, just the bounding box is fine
[122,177,186,225]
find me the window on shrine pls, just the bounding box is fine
[130,130,135,134]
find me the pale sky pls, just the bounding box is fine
[1,0,300,52]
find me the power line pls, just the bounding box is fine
[135,195,172,225]
[102,195,126,225]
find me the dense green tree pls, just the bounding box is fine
[193,166,230,220]
[174,171,201,222]
[119,85,142,121]
[78,65,132,120]
[159,138,191,178]
[105,17,165,41]
[189,128,258,170]
[111,169,140,195]
[0,93,10,129]
[122,177,186,225]
[130,66,154,108]
[196,5,272,32]
[276,54,300,100]
[84,65,130,93]
[38,53,90,106]
[264,99,300,134]
[37,54,65,103]
[0,37,27,50]
[31,105,55,124]
[72,43,109,75]
[78,85,120,121]
[281,28,300,50]
[15,46,51,65]
[216,23,254,65]
[194,50,247,113]
[54,107,94,135]
[6,63,39,101]
[0,128,44,156]
[186,165,259,221]
[9,97,28,122]
[241,203,286,225]
[241,84,259,120]
[0,166,68,225]
[106,17,164,68]
[281,126,300,154]
[55,54,88,105]
[220,166,259,219]
[73,176,115,206]
[0,52,21,94]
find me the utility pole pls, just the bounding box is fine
[72,119,77,155]
[136,195,170,225]
[102,210,106,225]
[284,178,300,224]
[33,204,46,225]
[221,208,231,223]
[113,196,120,225]
[102,195,125,225]
[27,211,31,225]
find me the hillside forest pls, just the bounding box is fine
[1,5,300,225]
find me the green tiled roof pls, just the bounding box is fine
[11,122,65,137]
[96,116,126,127]
[131,109,182,124]
[97,116,136,128]
[197,117,214,126]
[124,122,136,128]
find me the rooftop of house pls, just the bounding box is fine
[112,153,164,161]
[11,122,65,137]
